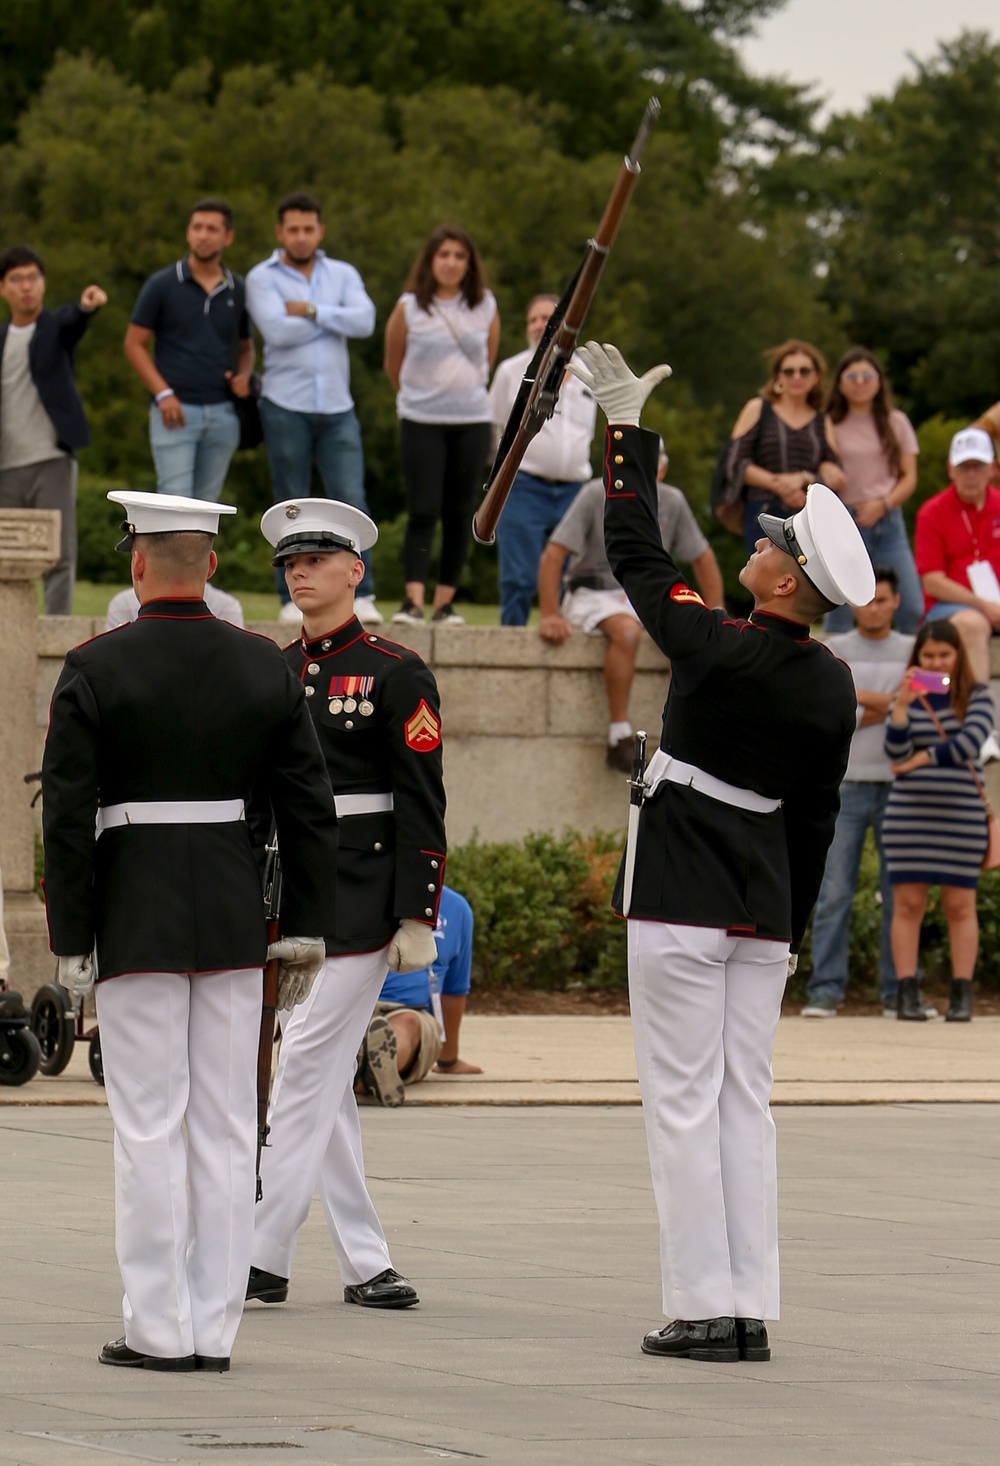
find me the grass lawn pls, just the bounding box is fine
[58,582,536,627]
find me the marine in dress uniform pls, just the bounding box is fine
[568,343,872,1363]
[41,491,339,1371]
[247,499,446,1311]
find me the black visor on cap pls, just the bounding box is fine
[757,511,808,567]
[270,530,358,567]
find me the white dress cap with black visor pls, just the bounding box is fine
[261,499,378,568]
[108,490,237,552]
[757,483,876,609]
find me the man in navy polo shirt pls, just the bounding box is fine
[124,200,254,502]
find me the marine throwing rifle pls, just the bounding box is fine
[256,828,282,1202]
[473,96,660,546]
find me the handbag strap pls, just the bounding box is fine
[916,693,995,817]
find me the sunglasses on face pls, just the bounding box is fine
[844,369,878,384]
[780,366,816,378]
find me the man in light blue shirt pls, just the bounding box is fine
[246,192,380,623]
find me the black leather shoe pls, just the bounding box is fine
[344,1267,418,1308]
[640,1317,739,1361]
[736,1318,770,1361]
[946,979,973,1022]
[195,1355,231,1372]
[897,977,928,1021]
[246,1266,289,1304]
[99,1336,196,1371]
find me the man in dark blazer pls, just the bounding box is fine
[0,245,106,612]
[42,490,340,1372]
[569,342,872,1365]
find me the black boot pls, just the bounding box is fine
[945,979,973,1022]
[897,977,928,1021]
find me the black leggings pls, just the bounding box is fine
[399,418,492,586]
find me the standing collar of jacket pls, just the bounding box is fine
[747,609,813,639]
[136,597,213,619]
[299,615,366,659]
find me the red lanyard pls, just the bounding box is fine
[959,506,985,559]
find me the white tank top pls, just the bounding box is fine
[396,290,496,424]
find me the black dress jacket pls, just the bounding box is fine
[42,598,340,979]
[286,616,447,956]
[0,304,97,453]
[604,426,856,950]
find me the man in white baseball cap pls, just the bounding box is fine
[915,425,1000,682]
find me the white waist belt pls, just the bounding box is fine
[96,799,246,836]
[334,792,394,818]
[643,751,781,814]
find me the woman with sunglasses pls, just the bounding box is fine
[823,347,922,633]
[721,340,845,558]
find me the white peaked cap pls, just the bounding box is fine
[260,499,378,567]
[758,484,876,609]
[108,490,237,551]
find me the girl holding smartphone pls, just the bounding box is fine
[882,619,994,1022]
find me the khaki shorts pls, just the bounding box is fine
[371,1001,442,1085]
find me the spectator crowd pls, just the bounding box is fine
[4,201,1000,1023]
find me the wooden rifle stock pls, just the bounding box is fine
[256,836,282,1202]
[473,97,660,545]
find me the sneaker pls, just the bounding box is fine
[355,594,383,627]
[801,1000,837,1018]
[430,603,465,626]
[981,732,1000,764]
[359,1017,405,1108]
[392,599,425,626]
[278,601,303,624]
[606,740,633,774]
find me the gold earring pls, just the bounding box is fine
[773,380,784,396]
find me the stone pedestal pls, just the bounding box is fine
[0,509,60,1003]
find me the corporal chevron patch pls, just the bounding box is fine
[404,699,441,751]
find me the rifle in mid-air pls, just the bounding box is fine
[256,830,282,1202]
[473,97,660,546]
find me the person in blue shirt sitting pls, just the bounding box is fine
[357,887,482,1106]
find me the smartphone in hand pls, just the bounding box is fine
[910,669,951,694]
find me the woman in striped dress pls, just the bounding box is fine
[883,619,994,1022]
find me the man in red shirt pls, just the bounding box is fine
[914,427,1000,682]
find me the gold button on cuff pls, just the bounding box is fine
[374,842,383,852]
[614,479,624,489]
[613,429,623,440]
[425,907,433,917]
[430,860,439,869]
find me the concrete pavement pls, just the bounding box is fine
[6,1012,1000,1107]
[3,1102,1000,1465]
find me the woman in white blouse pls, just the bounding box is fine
[384,225,500,625]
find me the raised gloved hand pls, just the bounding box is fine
[58,954,94,997]
[267,936,325,1010]
[787,953,798,979]
[566,341,672,426]
[386,919,438,974]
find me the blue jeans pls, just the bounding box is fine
[824,507,923,634]
[259,398,374,601]
[806,782,897,1008]
[149,401,240,502]
[496,471,583,625]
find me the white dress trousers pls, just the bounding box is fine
[95,968,262,1359]
[252,948,394,1286]
[628,920,788,1322]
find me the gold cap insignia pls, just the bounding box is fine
[285,505,301,519]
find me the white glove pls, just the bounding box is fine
[566,341,672,426]
[267,936,325,1010]
[787,953,798,979]
[386,919,438,974]
[58,954,94,997]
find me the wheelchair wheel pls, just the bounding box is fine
[88,1031,105,1087]
[0,1026,42,1086]
[30,983,76,1076]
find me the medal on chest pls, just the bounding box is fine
[329,675,375,716]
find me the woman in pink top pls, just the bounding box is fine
[824,347,922,632]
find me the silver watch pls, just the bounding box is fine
[306,303,317,321]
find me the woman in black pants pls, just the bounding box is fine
[384,225,500,625]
